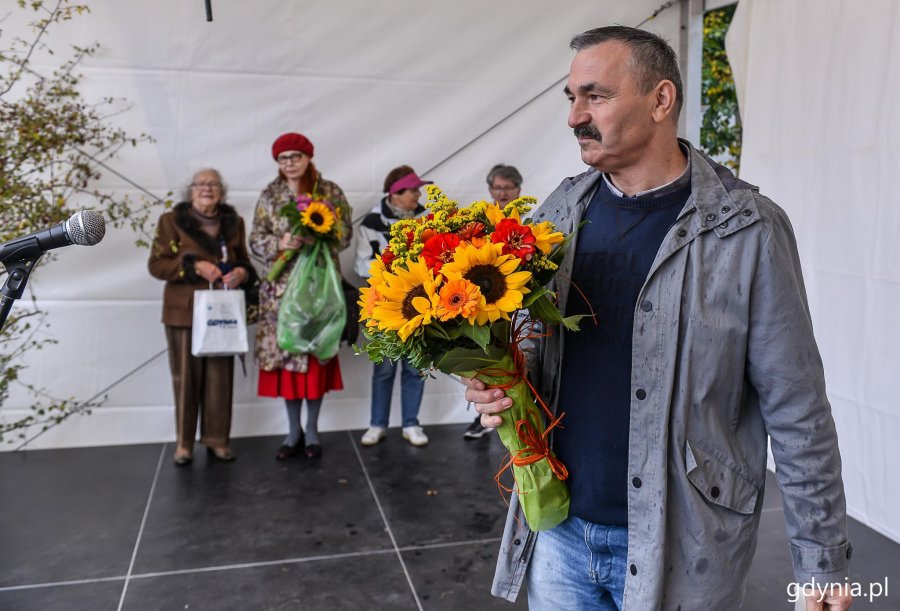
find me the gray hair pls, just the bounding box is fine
[181,168,228,202]
[486,164,523,188]
[570,25,683,117]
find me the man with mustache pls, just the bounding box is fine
[464,26,851,611]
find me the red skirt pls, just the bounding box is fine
[257,357,344,400]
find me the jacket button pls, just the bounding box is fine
[641,300,652,312]
[677,228,687,238]
[718,222,728,229]
[630,564,638,576]
[721,206,731,213]
[514,538,521,546]
[710,486,721,498]
[635,389,647,400]
[632,477,642,488]
[706,213,717,222]
[743,209,752,217]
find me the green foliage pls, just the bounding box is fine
[1,0,158,444]
[701,5,742,172]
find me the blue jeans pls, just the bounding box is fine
[370,358,424,428]
[527,516,628,611]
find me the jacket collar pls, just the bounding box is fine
[172,201,240,255]
[681,139,760,238]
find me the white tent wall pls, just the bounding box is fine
[727,0,900,543]
[1,2,681,448]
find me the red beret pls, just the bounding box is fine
[271,132,314,160]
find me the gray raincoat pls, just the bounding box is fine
[491,141,851,609]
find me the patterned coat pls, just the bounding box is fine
[248,175,352,372]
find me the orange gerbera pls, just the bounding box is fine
[358,285,383,328]
[436,278,484,322]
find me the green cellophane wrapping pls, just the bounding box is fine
[454,351,569,532]
[276,240,345,361]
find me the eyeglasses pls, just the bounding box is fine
[489,185,519,193]
[277,152,306,165]
[192,181,222,189]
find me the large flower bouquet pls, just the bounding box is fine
[357,185,585,531]
[272,186,348,361]
[266,186,346,282]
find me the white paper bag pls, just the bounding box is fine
[191,288,248,357]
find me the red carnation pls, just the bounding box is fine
[422,233,461,272]
[491,218,536,261]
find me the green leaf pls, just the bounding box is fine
[459,322,491,348]
[433,345,508,375]
[527,293,564,324]
[523,286,551,308]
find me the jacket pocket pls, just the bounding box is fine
[685,440,759,514]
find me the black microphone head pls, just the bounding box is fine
[65,210,105,246]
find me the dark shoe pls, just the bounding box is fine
[463,416,493,439]
[207,447,235,462]
[276,444,301,461]
[304,444,322,459]
[173,452,193,467]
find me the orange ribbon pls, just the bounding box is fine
[474,315,570,505]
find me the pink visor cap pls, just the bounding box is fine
[388,171,433,195]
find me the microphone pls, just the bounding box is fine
[0,210,106,264]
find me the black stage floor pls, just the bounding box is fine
[1,424,897,610]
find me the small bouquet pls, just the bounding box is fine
[266,187,346,282]
[271,186,348,361]
[357,185,585,531]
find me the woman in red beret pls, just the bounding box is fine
[249,133,352,460]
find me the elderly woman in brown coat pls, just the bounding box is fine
[148,168,255,466]
[250,132,351,461]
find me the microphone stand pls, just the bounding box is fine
[0,257,41,332]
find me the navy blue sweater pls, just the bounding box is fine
[554,172,691,526]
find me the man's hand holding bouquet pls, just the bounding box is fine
[357,185,585,531]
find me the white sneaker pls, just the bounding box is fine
[402,426,429,447]
[361,427,387,446]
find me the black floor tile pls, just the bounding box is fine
[131,433,391,574]
[356,424,513,548]
[0,580,123,611]
[403,541,528,610]
[122,552,417,611]
[4,426,899,610]
[0,444,162,587]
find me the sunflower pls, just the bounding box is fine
[531,221,564,254]
[373,258,441,341]
[436,278,485,323]
[301,202,335,234]
[440,243,531,325]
